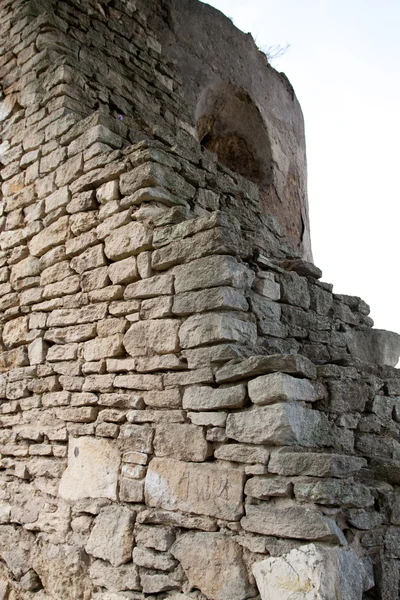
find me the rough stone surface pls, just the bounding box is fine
[171,533,255,600]
[59,437,120,501]
[248,372,318,405]
[0,0,397,597]
[85,506,135,567]
[253,543,373,600]
[145,458,245,520]
[242,505,346,543]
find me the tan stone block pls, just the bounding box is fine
[59,436,120,501]
[248,372,318,405]
[28,215,69,256]
[173,255,254,293]
[108,256,139,285]
[84,334,124,362]
[154,423,210,462]
[124,319,180,356]
[179,313,257,348]
[104,222,152,260]
[71,244,106,274]
[85,505,135,566]
[114,374,163,391]
[2,316,29,348]
[124,273,174,299]
[145,457,245,521]
[89,560,140,593]
[183,384,246,411]
[171,533,255,600]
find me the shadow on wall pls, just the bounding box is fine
[195,82,305,251]
[195,82,273,193]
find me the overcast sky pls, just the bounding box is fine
[205,0,400,336]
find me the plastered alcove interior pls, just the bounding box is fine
[0,0,400,599]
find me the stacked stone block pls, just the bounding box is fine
[1,0,400,599]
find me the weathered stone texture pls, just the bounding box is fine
[0,0,398,597]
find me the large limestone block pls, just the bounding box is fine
[108,256,139,284]
[145,457,245,520]
[32,543,92,600]
[294,479,374,508]
[253,543,373,600]
[347,328,400,367]
[226,404,331,447]
[152,227,237,270]
[28,215,69,256]
[248,372,318,405]
[124,319,180,356]
[183,384,247,410]
[268,452,367,478]
[173,255,254,293]
[104,222,152,260]
[124,274,174,299]
[84,334,124,361]
[59,436,120,501]
[2,316,29,348]
[242,505,345,543]
[154,423,210,462]
[173,286,248,315]
[171,533,255,600]
[85,505,135,567]
[179,313,257,348]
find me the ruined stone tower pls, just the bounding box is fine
[1,0,400,599]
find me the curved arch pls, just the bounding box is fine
[195,82,273,190]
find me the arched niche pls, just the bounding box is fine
[196,82,273,196]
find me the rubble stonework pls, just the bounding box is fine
[0,0,400,599]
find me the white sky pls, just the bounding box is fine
[205,0,400,336]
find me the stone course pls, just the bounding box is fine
[0,0,400,599]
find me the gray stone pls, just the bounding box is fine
[348,329,400,367]
[268,452,367,478]
[294,479,374,508]
[173,255,254,293]
[214,443,269,464]
[104,222,152,260]
[124,273,174,299]
[173,286,248,315]
[183,384,246,411]
[132,546,176,571]
[216,354,317,383]
[124,319,180,356]
[248,372,318,405]
[226,404,331,447]
[245,475,292,498]
[179,313,257,348]
[242,505,345,543]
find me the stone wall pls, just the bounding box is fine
[1,1,400,599]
